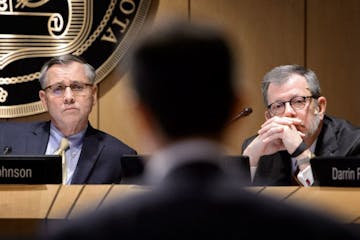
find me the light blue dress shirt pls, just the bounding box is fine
[45,124,86,184]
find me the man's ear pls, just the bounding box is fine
[134,102,165,151]
[315,96,327,118]
[136,103,154,130]
[91,85,98,106]
[39,90,48,111]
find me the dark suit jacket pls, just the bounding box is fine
[39,159,360,240]
[242,115,360,185]
[0,121,137,184]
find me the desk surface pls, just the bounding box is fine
[0,184,149,219]
[0,185,359,223]
[247,186,360,223]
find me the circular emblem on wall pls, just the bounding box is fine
[0,0,153,118]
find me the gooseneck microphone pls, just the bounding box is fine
[3,146,12,155]
[227,107,253,126]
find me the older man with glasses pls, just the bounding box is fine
[0,54,137,184]
[242,64,360,186]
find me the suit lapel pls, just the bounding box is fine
[71,126,104,183]
[315,117,338,156]
[27,122,51,154]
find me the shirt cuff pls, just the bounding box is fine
[297,165,314,187]
[250,166,257,182]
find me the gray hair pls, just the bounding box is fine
[39,54,96,89]
[261,64,321,106]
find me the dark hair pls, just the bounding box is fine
[130,21,237,139]
[39,54,96,89]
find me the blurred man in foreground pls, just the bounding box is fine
[38,22,360,239]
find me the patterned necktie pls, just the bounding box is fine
[54,138,70,184]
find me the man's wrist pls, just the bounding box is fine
[297,156,311,165]
[291,141,308,158]
[296,151,316,167]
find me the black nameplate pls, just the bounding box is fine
[311,156,360,187]
[0,155,62,184]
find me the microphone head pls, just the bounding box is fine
[3,146,12,155]
[242,107,253,116]
[227,107,253,126]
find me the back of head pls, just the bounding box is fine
[130,21,236,139]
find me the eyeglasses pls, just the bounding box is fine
[267,96,316,116]
[43,82,93,97]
